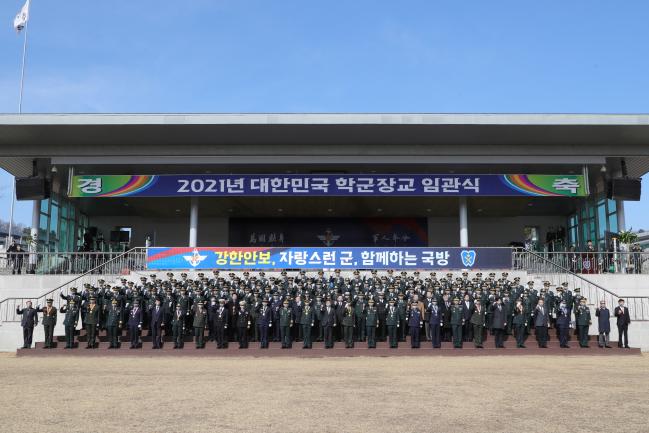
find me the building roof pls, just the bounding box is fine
[1,113,649,177]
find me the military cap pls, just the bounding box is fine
[239,300,246,305]
[89,297,96,301]
[98,279,106,284]
[388,299,396,303]
[574,287,580,292]
[46,298,53,303]
[453,296,460,301]
[166,272,174,276]
[69,299,76,304]
[111,299,118,304]
[133,300,140,305]
[181,272,188,277]
[198,301,204,306]
[561,282,569,287]
[368,298,375,304]
[283,299,289,304]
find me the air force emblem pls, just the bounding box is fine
[460,250,477,267]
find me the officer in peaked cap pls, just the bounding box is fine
[84,296,99,349]
[61,299,79,349]
[193,301,208,349]
[450,296,464,348]
[106,298,122,349]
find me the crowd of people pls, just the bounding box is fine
[15,270,633,351]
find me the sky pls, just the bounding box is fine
[0,0,648,229]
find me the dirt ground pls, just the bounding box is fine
[0,353,647,433]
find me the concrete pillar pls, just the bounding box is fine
[459,197,469,247]
[30,199,40,244]
[189,197,199,247]
[616,200,626,232]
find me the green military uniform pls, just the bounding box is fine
[37,300,57,348]
[193,303,208,348]
[300,304,314,348]
[279,302,293,348]
[386,300,399,348]
[342,305,355,348]
[61,301,79,349]
[576,300,591,347]
[365,300,379,348]
[450,299,464,348]
[84,299,99,349]
[469,301,486,348]
[106,300,123,348]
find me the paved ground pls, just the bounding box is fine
[0,353,646,433]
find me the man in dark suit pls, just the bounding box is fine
[321,299,336,349]
[16,301,38,349]
[149,298,164,349]
[490,297,507,348]
[36,298,57,349]
[428,298,442,348]
[595,300,612,348]
[532,299,550,348]
[127,300,143,349]
[614,299,631,348]
[171,304,185,349]
[469,299,486,348]
[408,302,423,348]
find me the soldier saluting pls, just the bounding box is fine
[60,299,79,349]
[36,298,57,349]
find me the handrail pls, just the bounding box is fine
[514,249,649,321]
[521,249,620,297]
[0,247,147,323]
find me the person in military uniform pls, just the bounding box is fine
[428,298,442,348]
[450,297,464,348]
[342,302,355,348]
[386,299,400,348]
[396,293,408,341]
[299,300,313,349]
[127,300,143,349]
[60,299,79,349]
[214,298,229,349]
[36,299,57,349]
[512,301,527,348]
[193,301,208,349]
[354,294,366,342]
[408,301,423,348]
[469,299,486,348]
[171,304,185,349]
[16,301,38,349]
[84,297,99,349]
[556,299,571,348]
[365,298,379,348]
[237,301,251,349]
[258,298,272,349]
[576,297,591,348]
[106,299,123,349]
[279,299,294,349]
[321,299,336,349]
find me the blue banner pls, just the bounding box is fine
[147,247,512,270]
[70,174,586,197]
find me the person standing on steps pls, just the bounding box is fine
[614,298,631,349]
[595,300,612,348]
[60,300,79,349]
[36,299,57,349]
[84,297,99,349]
[16,301,38,349]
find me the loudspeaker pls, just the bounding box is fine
[15,177,50,201]
[607,178,641,201]
[110,231,130,243]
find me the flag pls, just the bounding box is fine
[13,0,30,33]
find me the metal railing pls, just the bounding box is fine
[524,251,649,275]
[0,251,147,275]
[0,248,146,323]
[514,250,649,321]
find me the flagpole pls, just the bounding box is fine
[7,177,16,246]
[18,19,28,114]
